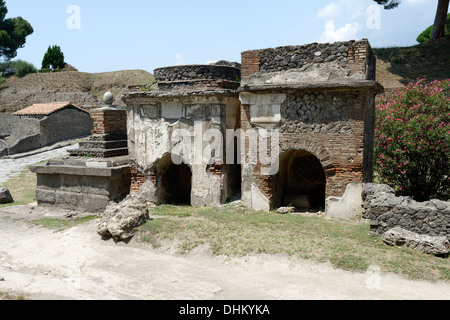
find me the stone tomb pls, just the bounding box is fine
[30,93,131,213]
[122,40,383,218]
[30,40,383,218]
[238,39,383,215]
[122,65,242,207]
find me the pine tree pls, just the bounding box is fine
[0,0,34,61]
[41,45,66,70]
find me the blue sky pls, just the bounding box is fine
[5,0,445,74]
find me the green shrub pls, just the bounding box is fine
[375,79,450,201]
[9,60,37,78]
[0,60,37,78]
[0,76,6,84]
[0,61,14,77]
[417,13,450,44]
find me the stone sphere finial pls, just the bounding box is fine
[103,91,114,105]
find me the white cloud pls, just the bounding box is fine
[317,1,342,19]
[175,53,186,65]
[205,60,218,65]
[320,20,360,42]
[340,0,366,20]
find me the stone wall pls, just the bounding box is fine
[30,158,131,213]
[154,65,241,82]
[0,108,92,157]
[0,113,39,137]
[0,114,41,156]
[363,184,450,240]
[238,39,381,213]
[39,108,93,146]
[241,39,375,80]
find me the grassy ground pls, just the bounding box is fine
[0,70,155,94]
[0,167,448,282]
[133,204,450,282]
[374,37,450,89]
[0,168,37,208]
[31,215,99,232]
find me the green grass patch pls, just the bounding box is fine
[374,37,450,85]
[0,291,26,300]
[0,169,37,208]
[32,215,99,232]
[135,204,450,281]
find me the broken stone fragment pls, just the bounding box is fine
[0,187,14,204]
[382,227,450,257]
[277,206,295,215]
[98,196,150,241]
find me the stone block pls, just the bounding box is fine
[83,194,112,213]
[0,187,14,204]
[382,227,450,257]
[55,191,83,210]
[161,102,183,119]
[35,188,56,205]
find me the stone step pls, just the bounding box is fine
[78,140,128,150]
[68,147,129,158]
[89,133,128,142]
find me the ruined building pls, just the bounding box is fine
[31,39,383,217]
[122,64,242,206]
[238,40,382,215]
[123,39,383,217]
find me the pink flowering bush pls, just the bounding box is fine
[375,79,450,201]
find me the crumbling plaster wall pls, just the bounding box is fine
[126,95,241,206]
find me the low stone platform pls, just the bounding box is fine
[30,156,131,213]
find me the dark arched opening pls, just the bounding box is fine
[156,154,192,205]
[274,150,326,211]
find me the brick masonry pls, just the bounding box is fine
[239,40,380,211]
[124,40,381,212]
[241,39,375,80]
[130,166,155,194]
[90,109,127,135]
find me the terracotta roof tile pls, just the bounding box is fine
[13,102,86,116]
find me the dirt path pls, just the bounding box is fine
[0,144,76,184]
[0,204,449,300]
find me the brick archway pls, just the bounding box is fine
[274,148,327,210]
[279,139,334,174]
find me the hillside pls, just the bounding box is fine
[0,70,154,112]
[1,39,449,112]
[374,37,450,90]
